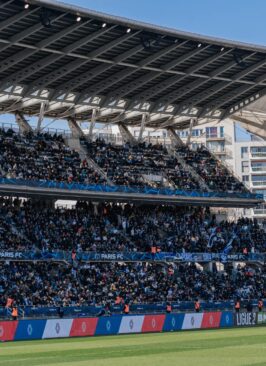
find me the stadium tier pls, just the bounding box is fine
[0,128,261,206]
[0,128,105,185]
[0,0,266,344]
[0,260,265,308]
[0,198,265,253]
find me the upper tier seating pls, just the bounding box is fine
[176,145,247,193]
[0,129,105,185]
[81,138,200,190]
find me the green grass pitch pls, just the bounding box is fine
[1,327,266,366]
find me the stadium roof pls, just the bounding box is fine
[0,0,266,135]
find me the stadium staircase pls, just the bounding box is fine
[169,148,210,192]
[79,140,115,186]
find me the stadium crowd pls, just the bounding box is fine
[0,128,247,194]
[177,145,246,192]
[0,198,265,254]
[0,128,105,185]
[81,138,199,190]
[0,261,265,307]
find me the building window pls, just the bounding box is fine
[242,175,249,182]
[220,126,224,138]
[251,146,266,157]
[241,161,249,173]
[241,146,248,159]
[206,141,224,152]
[206,127,217,138]
[251,162,266,172]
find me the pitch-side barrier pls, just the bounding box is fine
[1,311,265,342]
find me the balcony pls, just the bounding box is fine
[206,134,225,141]
[253,208,266,217]
[251,181,266,187]
[251,167,266,173]
[250,152,266,159]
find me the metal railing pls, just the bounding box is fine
[251,181,266,187]
[0,121,72,138]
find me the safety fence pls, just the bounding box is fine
[1,311,265,342]
[0,250,265,263]
[0,177,262,200]
[1,300,265,319]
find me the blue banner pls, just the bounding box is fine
[0,250,264,263]
[95,315,122,335]
[14,319,47,340]
[220,311,234,327]
[0,177,262,200]
[163,313,185,332]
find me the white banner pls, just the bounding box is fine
[182,313,203,330]
[42,319,73,339]
[119,316,144,334]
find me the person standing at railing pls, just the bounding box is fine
[11,306,18,321]
[235,299,241,313]
[166,302,172,313]
[258,299,263,312]
[123,303,130,314]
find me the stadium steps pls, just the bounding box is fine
[65,135,114,186]
[79,140,115,187]
[169,148,210,192]
[207,147,247,191]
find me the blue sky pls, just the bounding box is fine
[62,0,266,45]
[2,0,264,139]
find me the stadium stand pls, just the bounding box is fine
[0,261,265,308]
[0,128,105,185]
[0,0,265,329]
[81,137,200,190]
[176,145,247,193]
[0,198,265,253]
[0,128,249,196]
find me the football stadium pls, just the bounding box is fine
[0,0,266,365]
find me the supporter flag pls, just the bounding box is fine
[207,228,217,248]
[221,234,237,262]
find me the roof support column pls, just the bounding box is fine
[138,113,148,142]
[15,111,32,133]
[88,108,97,141]
[167,127,184,147]
[67,117,84,138]
[36,101,46,133]
[186,118,196,146]
[118,122,137,145]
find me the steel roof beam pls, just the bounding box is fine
[199,72,266,117]
[0,20,53,54]
[0,7,40,32]
[0,13,70,76]
[57,104,95,119]
[75,42,173,104]
[0,94,17,103]
[4,98,41,113]
[0,0,13,9]
[27,25,120,93]
[128,48,232,108]
[104,41,188,100]
[0,22,112,90]
[222,87,266,119]
[43,101,73,113]
[79,42,204,104]
[151,52,257,113]
[45,30,138,98]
